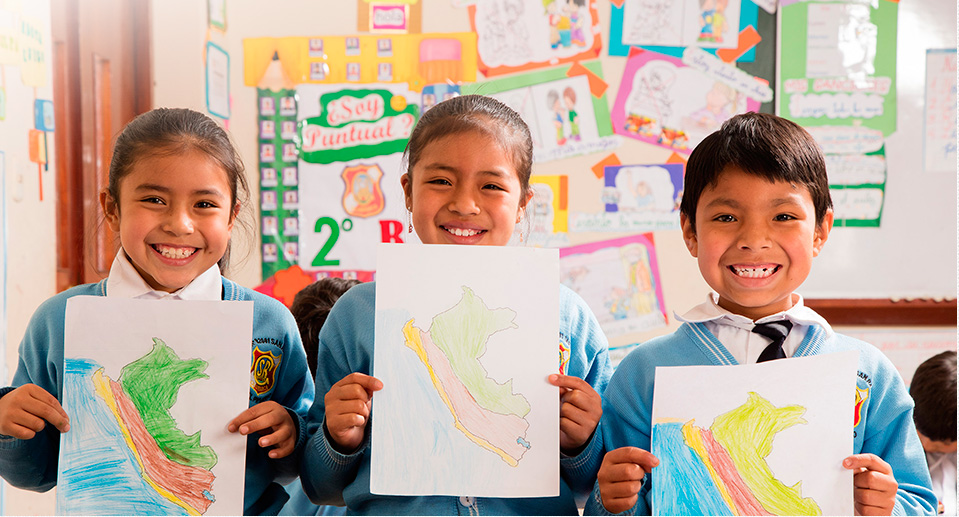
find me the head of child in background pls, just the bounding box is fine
[679,112,834,320]
[401,94,534,246]
[910,350,957,454]
[100,108,250,292]
[291,277,362,376]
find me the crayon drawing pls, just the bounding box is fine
[59,297,252,516]
[371,244,559,497]
[650,352,858,515]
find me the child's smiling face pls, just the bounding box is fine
[102,150,236,293]
[681,167,832,320]
[402,130,531,247]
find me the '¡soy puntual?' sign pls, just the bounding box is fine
[296,89,419,164]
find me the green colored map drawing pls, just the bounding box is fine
[118,338,218,469]
[427,286,530,417]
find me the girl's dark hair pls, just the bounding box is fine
[679,112,833,231]
[106,108,250,272]
[290,277,362,376]
[403,94,533,202]
[910,350,957,443]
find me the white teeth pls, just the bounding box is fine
[155,245,196,259]
[732,266,777,278]
[448,227,480,237]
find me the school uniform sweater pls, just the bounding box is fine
[300,281,612,515]
[583,321,938,516]
[0,276,314,516]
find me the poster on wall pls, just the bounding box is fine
[611,48,765,154]
[295,84,420,275]
[777,0,898,136]
[511,175,570,248]
[468,0,602,77]
[560,234,667,339]
[206,41,230,120]
[258,88,301,280]
[608,0,760,59]
[242,33,477,90]
[569,162,684,233]
[923,48,957,173]
[461,61,620,163]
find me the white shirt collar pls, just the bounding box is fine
[676,292,833,334]
[105,251,222,301]
[675,292,834,364]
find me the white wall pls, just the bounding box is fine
[0,0,57,513]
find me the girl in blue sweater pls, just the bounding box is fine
[0,108,314,515]
[300,94,612,514]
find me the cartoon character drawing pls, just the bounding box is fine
[683,81,741,133]
[545,0,562,48]
[568,0,587,46]
[628,62,677,125]
[699,0,717,42]
[712,0,729,43]
[547,89,567,146]
[563,86,581,142]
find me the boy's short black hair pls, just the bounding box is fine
[910,350,957,443]
[679,112,833,230]
[291,277,362,377]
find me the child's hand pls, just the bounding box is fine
[597,447,659,514]
[843,454,898,515]
[228,401,295,459]
[0,384,70,439]
[548,374,601,452]
[324,373,383,453]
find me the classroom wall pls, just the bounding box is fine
[0,0,57,513]
[2,1,956,513]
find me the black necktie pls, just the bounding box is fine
[752,320,793,363]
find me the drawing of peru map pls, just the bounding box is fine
[402,286,532,466]
[653,392,821,516]
[59,338,217,516]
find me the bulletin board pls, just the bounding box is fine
[786,0,958,322]
[234,0,956,343]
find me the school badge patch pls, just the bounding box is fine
[251,346,280,396]
[341,163,385,218]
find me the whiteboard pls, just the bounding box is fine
[800,0,958,299]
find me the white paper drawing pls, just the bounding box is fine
[371,243,560,497]
[58,297,253,516]
[650,351,858,515]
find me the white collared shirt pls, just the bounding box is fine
[675,292,834,364]
[105,251,222,301]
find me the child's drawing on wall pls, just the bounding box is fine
[569,0,587,47]
[683,81,743,133]
[625,62,676,136]
[698,0,717,42]
[613,165,677,213]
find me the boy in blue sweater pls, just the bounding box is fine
[586,112,937,516]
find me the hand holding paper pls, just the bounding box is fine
[596,446,660,514]
[0,384,70,439]
[549,374,601,453]
[844,453,898,516]
[229,400,297,459]
[325,372,383,453]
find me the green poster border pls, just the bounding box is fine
[829,145,886,228]
[778,1,898,136]
[459,60,614,137]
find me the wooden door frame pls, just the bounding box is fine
[52,0,153,291]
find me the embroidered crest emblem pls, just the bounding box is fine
[341,164,385,218]
[854,385,870,428]
[251,346,280,396]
